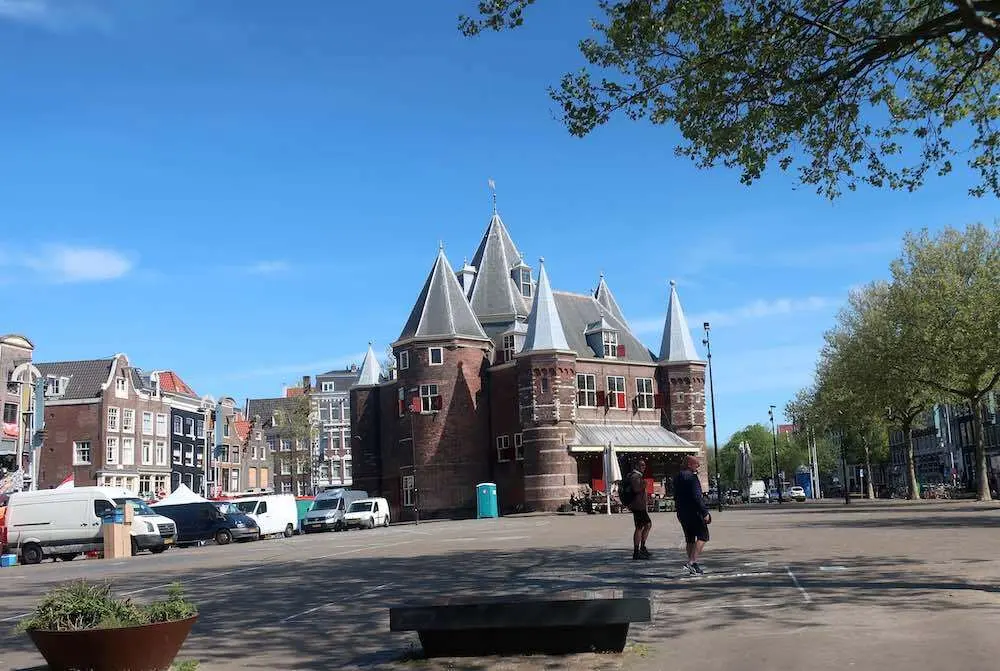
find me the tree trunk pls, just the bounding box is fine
[863,441,876,500]
[904,423,920,500]
[970,399,992,501]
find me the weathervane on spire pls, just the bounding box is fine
[488,178,497,214]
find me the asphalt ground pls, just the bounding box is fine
[1,499,999,670]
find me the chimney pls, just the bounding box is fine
[302,375,311,393]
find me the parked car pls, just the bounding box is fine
[1,487,172,564]
[230,494,298,538]
[788,486,807,502]
[152,502,259,546]
[343,498,390,530]
[303,489,369,533]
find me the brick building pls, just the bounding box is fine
[246,390,314,496]
[351,213,706,520]
[34,354,173,494]
[1,334,34,478]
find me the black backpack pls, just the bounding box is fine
[619,472,637,506]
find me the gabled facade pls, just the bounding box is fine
[314,362,365,490]
[352,209,708,520]
[246,390,314,496]
[1,334,34,479]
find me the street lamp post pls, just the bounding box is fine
[702,322,722,512]
[768,405,783,503]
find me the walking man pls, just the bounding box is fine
[626,458,652,560]
[673,454,711,575]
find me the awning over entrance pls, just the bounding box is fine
[569,423,698,453]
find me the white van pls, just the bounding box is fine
[303,488,369,533]
[95,487,177,550]
[749,480,768,503]
[230,494,297,537]
[343,497,390,530]
[1,487,172,564]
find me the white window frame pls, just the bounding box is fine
[196,419,205,438]
[153,474,168,495]
[496,435,510,462]
[121,437,135,465]
[155,440,167,466]
[106,437,119,465]
[73,440,92,465]
[428,347,444,366]
[139,475,152,497]
[502,334,517,362]
[280,458,291,476]
[107,406,120,431]
[141,439,153,465]
[321,381,334,392]
[173,415,183,435]
[281,439,291,452]
[420,384,440,413]
[186,417,195,437]
[576,374,597,407]
[114,377,128,398]
[46,376,63,395]
[519,268,532,298]
[399,350,409,370]
[607,376,626,409]
[156,413,168,437]
[142,411,153,435]
[514,433,524,461]
[184,444,194,467]
[344,458,352,480]
[122,408,135,433]
[603,331,619,358]
[224,420,230,438]
[402,474,415,507]
[172,442,182,465]
[636,378,655,410]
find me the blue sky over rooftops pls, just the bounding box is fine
[1,0,995,442]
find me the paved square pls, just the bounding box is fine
[2,501,999,670]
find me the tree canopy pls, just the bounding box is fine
[460,0,1000,198]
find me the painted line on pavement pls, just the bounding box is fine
[786,566,812,604]
[679,571,776,581]
[818,565,849,572]
[280,582,393,623]
[314,538,415,560]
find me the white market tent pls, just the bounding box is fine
[151,483,208,506]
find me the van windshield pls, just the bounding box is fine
[114,498,155,516]
[314,498,343,511]
[349,501,373,513]
[235,501,257,514]
[214,502,239,515]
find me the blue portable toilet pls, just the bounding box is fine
[476,482,498,519]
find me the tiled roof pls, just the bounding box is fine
[234,419,251,441]
[594,275,629,327]
[284,387,304,398]
[397,247,490,344]
[158,371,197,396]
[467,213,529,321]
[659,281,702,362]
[245,397,299,430]
[552,292,656,363]
[35,358,115,400]
[523,259,571,353]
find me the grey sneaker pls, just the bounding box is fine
[683,562,697,575]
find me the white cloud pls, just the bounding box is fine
[0,0,111,30]
[22,245,133,283]
[221,353,368,381]
[243,260,289,275]
[632,295,839,334]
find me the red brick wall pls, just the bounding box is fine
[39,403,100,488]
[487,364,524,511]
[659,361,708,489]
[574,360,664,426]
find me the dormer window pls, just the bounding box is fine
[518,268,532,298]
[502,334,517,363]
[46,376,67,396]
[603,331,619,358]
[115,377,128,398]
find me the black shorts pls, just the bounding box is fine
[632,509,651,528]
[678,515,709,543]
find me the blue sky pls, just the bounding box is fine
[1,0,996,442]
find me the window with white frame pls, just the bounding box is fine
[232,447,240,464]
[519,268,532,298]
[156,413,167,437]
[121,437,134,465]
[636,378,655,409]
[196,419,205,438]
[122,408,135,433]
[222,420,229,438]
[106,437,119,465]
[184,445,194,466]
[172,442,182,465]
[576,374,597,407]
[398,387,405,417]
[141,439,153,465]
[280,481,292,494]
[319,404,329,422]
[115,377,128,397]
[606,376,626,408]
[429,347,444,366]
[603,331,619,358]
[399,350,409,370]
[297,459,308,474]
[46,376,63,396]
[420,384,441,412]
[402,474,415,507]
[514,433,524,461]
[344,459,352,479]
[185,418,195,437]
[173,416,182,434]
[281,439,291,451]
[156,440,167,465]
[107,406,119,431]
[331,403,342,421]
[280,458,291,475]
[139,475,152,497]
[74,441,92,465]
[230,469,239,491]
[153,474,168,495]
[321,381,334,392]
[142,412,153,435]
[332,460,342,480]
[496,435,511,462]
[502,334,517,362]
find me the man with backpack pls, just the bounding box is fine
[620,457,651,560]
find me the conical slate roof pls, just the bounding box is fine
[659,281,702,362]
[355,343,383,386]
[397,247,490,344]
[594,274,628,326]
[523,259,572,353]
[467,213,529,321]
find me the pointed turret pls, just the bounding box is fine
[396,246,490,344]
[523,258,571,353]
[467,213,529,322]
[355,342,383,386]
[594,273,629,327]
[659,280,701,362]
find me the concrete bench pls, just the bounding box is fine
[389,589,651,657]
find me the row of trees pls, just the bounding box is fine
[787,224,1000,501]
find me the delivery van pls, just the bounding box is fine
[302,488,368,533]
[230,494,298,537]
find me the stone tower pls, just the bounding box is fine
[516,259,579,511]
[656,281,708,489]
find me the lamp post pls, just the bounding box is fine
[768,405,783,503]
[702,322,722,512]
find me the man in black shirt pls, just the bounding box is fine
[673,455,711,575]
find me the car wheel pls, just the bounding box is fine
[21,543,43,565]
[283,523,294,538]
[382,516,389,528]
[150,546,167,554]
[131,538,139,556]
[367,517,375,530]
[58,553,77,562]
[215,529,233,545]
